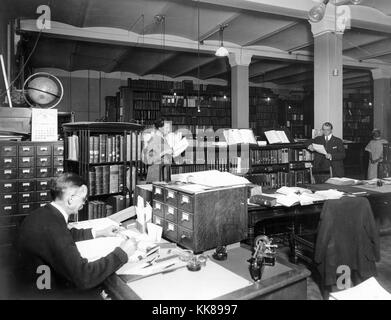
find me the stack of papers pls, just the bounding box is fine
[276,186,312,195]
[314,189,345,200]
[329,277,391,300]
[326,177,360,186]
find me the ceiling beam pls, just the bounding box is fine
[254,64,312,82]
[343,76,371,85]
[198,12,243,43]
[243,21,299,47]
[287,41,313,53]
[249,61,290,78]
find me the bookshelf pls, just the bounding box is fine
[343,94,373,144]
[62,122,144,221]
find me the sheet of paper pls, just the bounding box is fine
[329,277,391,300]
[76,237,123,262]
[31,108,58,142]
[126,260,253,300]
[312,143,328,155]
[314,189,344,200]
[264,130,280,144]
[68,217,119,230]
[108,206,136,224]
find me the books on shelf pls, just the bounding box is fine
[246,170,311,189]
[67,135,79,161]
[88,201,114,220]
[264,130,290,144]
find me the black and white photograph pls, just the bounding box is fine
[1,0,391,308]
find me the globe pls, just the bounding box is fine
[27,76,59,105]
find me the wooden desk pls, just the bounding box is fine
[104,246,310,300]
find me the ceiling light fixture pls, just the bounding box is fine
[215,24,229,57]
[308,0,362,23]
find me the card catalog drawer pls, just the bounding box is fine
[36,190,51,202]
[164,205,177,223]
[36,144,52,156]
[36,178,52,191]
[37,202,50,208]
[19,144,35,156]
[165,189,178,206]
[0,204,17,215]
[178,227,194,248]
[0,168,17,180]
[53,166,64,177]
[18,192,36,203]
[153,215,164,227]
[36,167,52,178]
[53,156,64,167]
[1,193,17,205]
[177,193,194,213]
[36,155,51,167]
[152,200,164,217]
[53,143,64,156]
[178,210,194,230]
[19,156,35,168]
[18,203,37,215]
[18,180,36,192]
[152,185,164,202]
[163,220,178,242]
[0,181,17,193]
[18,167,35,179]
[0,145,16,156]
[1,156,17,168]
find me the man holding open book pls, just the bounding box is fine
[307,122,346,184]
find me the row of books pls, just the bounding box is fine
[88,165,137,196]
[88,201,113,220]
[134,110,160,122]
[161,106,231,116]
[134,100,161,110]
[171,164,209,175]
[133,91,161,101]
[246,170,311,189]
[287,114,304,121]
[250,148,311,165]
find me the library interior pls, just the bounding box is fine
[1,0,391,301]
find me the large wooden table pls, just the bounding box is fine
[104,245,310,300]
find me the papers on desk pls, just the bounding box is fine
[329,277,391,300]
[68,217,120,230]
[314,189,344,200]
[312,143,327,155]
[276,186,312,196]
[126,260,252,300]
[326,177,360,186]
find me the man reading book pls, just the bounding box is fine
[307,122,345,183]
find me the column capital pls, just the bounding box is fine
[310,4,351,37]
[228,52,252,67]
[371,68,391,80]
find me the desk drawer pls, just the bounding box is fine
[0,145,16,156]
[36,178,52,191]
[36,155,51,167]
[36,190,51,202]
[0,181,17,193]
[53,143,64,156]
[19,145,35,157]
[178,227,194,249]
[153,215,164,227]
[19,156,35,168]
[163,220,178,242]
[177,193,194,213]
[53,166,64,177]
[178,210,194,230]
[152,200,164,217]
[1,156,17,168]
[36,144,52,156]
[152,185,165,202]
[18,192,36,203]
[1,193,17,205]
[18,168,35,179]
[165,189,178,206]
[164,204,177,223]
[0,204,17,215]
[0,168,17,180]
[18,202,37,215]
[18,180,36,192]
[53,156,64,167]
[36,167,52,178]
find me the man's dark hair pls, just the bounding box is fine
[322,122,333,130]
[50,172,87,200]
[154,119,164,129]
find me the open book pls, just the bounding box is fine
[223,129,257,145]
[264,130,290,144]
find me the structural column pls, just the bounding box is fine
[228,53,252,129]
[310,5,349,138]
[372,68,391,141]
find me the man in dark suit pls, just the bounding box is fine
[308,122,346,183]
[16,173,137,299]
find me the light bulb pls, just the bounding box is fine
[215,46,229,57]
[308,3,327,23]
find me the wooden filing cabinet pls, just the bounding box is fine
[0,140,64,270]
[152,183,248,253]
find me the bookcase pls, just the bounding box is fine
[343,94,373,144]
[62,122,144,221]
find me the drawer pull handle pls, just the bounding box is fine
[40,169,48,173]
[40,147,48,151]
[22,169,30,174]
[167,223,175,231]
[181,196,189,204]
[57,147,64,151]
[167,207,174,215]
[4,195,12,199]
[155,188,162,195]
[57,168,64,173]
[181,234,187,239]
[4,170,12,174]
[167,191,174,199]
[22,147,30,151]
[181,213,189,221]
[4,158,12,163]
[155,203,161,210]
[4,206,11,210]
[22,194,30,198]
[4,183,12,188]
[4,147,12,152]
[40,158,48,162]
[40,181,48,186]
[155,217,161,224]
[22,158,30,162]
[40,203,46,207]
[22,183,30,187]
[40,192,47,196]
[22,205,30,209]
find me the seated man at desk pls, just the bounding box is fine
[307,122,346,183]
[16,173,137,299]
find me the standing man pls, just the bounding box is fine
[365,129,388,179]
[16,172,137,299]
[307,122,346,183]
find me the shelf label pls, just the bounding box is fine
[40,192,47,196]
[40,181,47,186]
[22,169,30,174]
[22,157,30,162]
[4,195,12,199]
[22,194,30,198]
[155,202,161,210]
[22,205,30,209]
[4,206,11,210]
[4,184,12,188]
[22,183,30,187]
[40,168,48,173]
[155,217,161,225]
[4,147,12,152]
[40,147,48,151]
[167,191,174,199]
[155,187,162,195]
[22,147,30,151]
[181,213,189,221]
[167,223,175,232]
[167,206,174,215]
[182,195,189,204]
[40,158,48,162]
[4,170,12,174]
[4,158,12,163]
